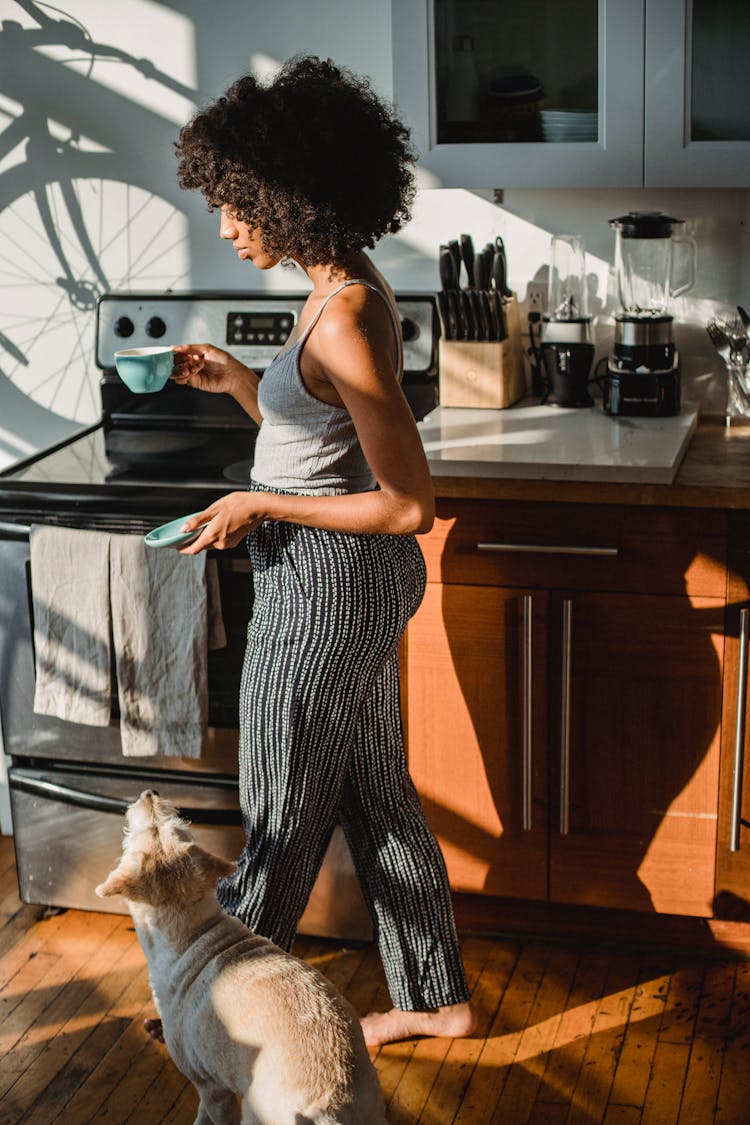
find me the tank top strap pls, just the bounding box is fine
[297,279,403,371]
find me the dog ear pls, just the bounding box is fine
[188,844,236,882]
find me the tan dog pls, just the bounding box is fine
[96,790,386,1125]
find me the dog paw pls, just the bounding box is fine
[143,1017,165,1043]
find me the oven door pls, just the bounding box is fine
[9,761,245,914]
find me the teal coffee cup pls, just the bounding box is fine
[114,346,174,393]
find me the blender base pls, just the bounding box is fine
[603,357,681,417]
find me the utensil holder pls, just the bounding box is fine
[438,296,526,409]
[726,362,750,425]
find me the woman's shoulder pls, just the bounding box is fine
[322,278,396,334]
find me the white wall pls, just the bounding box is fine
[0,0,746,466]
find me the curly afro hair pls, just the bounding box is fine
[175,55,416,268]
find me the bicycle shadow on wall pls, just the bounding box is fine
[0,0,210,455]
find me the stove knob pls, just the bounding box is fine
[114,316,134,338]
[146,316,167,339]
[400,317,418,342]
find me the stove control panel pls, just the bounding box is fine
[97,292,437,376]
[226,310,295,348]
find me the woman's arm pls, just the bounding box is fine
[171,344,262,425]
[179,288,434,552]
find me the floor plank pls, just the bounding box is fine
[453,941,552,1123]
[713,960,750,1125]
[489,945,579,1123]
[607,956,672,1110]
[566,952,641,1125]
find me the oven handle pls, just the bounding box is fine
[0,521,31,540]
[10,773,242,826]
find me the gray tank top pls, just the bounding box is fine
[251,279,402,496]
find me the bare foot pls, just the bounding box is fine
[360,1000,478,1047]
[143,1017,164,1043]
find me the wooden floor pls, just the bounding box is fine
[2,835,750,1125]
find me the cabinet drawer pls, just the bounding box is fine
[419,500,728,597]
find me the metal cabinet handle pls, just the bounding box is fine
[731,607,750,852]
[559,598,573,836]
[477,542,618,557]
[522,594,533,831]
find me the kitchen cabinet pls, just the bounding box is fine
[645,0,750,186]
[392,0,750,188]
[405,499,727,918]
[715,512,750,919]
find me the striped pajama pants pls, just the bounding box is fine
[216,488,470,1011]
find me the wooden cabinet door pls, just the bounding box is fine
[715,518,750,918]
[549,591,724,917]
[405,582,548,899]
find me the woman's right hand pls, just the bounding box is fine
[171,343,252,396]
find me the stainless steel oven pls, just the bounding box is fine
[0,290,438,938]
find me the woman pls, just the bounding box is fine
[167,55,476,1047]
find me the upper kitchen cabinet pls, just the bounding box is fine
[645,0,750,186]
[392,0,750,189]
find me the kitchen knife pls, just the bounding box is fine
[460,289,478,340]
[437,289,462,340]
[439,244,464,339]
[436,290,451,339]
[460,234,475,288]
[471,289,491,340]
[473,253,488,292]
[478,290,496,340]
[439,245,459,291]
[494,236,513,298]
[491,289,506,341]
[447,240,462,287]
[491,248,509,302]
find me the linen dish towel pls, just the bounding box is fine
[30,525,220,758]
[31,527,112,726]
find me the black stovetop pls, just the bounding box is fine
[1,424,254,490]
[0,424,252,531]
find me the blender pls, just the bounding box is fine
[539,234,595,407]
[604,211,695,417]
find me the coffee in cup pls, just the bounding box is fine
[114,346,174,393]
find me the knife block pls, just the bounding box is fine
[438,296,526,409]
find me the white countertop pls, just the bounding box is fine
[417,402,699,485]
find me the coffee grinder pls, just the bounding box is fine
[539,234,595,407]
[604,211,695,417]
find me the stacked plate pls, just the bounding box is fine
[540,110,598,143]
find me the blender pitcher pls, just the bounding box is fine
[610,211,695,317]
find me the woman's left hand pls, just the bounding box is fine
[177,492,268,553]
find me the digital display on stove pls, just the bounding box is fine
[226,310,295,347]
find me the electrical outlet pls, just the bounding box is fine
[526,282,546,314]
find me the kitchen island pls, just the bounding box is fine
[408,406,750,955]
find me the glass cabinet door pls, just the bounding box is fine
[645,0,750,185]
[434,0,598,146]
[392,0,645,188]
